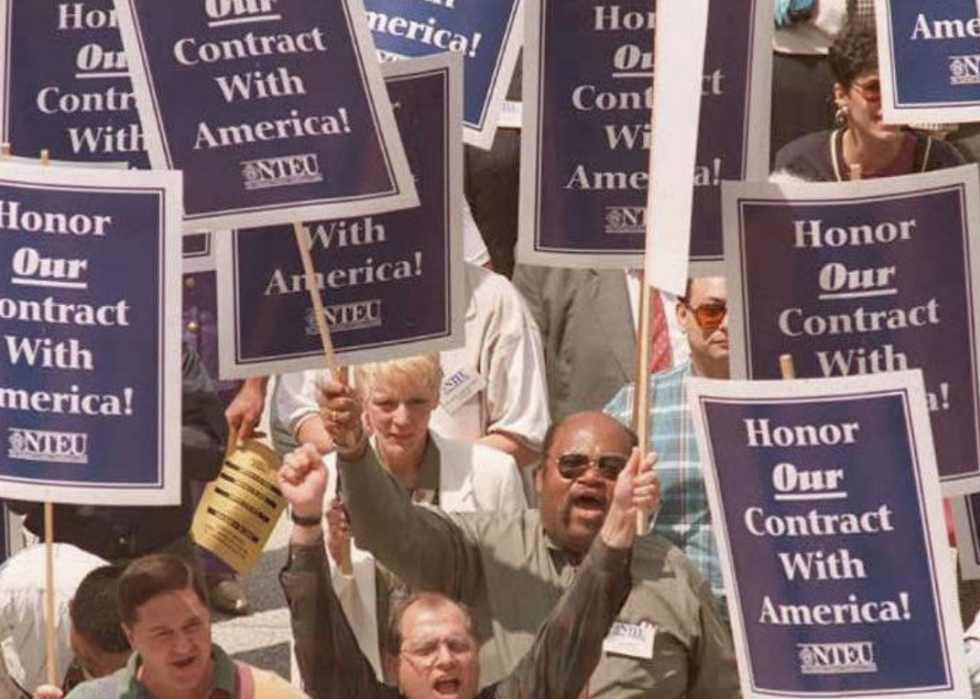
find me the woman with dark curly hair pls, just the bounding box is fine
[773,21,965,181]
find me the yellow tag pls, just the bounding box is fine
[191,440,286,575]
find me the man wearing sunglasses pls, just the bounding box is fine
[304,391,739,699]
[606,277,730,617]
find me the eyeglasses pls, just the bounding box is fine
[555,453,629,481]
[401,636,476,668]
[681,300,728,330]
[850,78,881,102]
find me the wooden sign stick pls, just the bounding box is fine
[633,269,655,535]
[292,222,340,372]
[634,0,666,536]
[35,147,58,687]
[780,353,796,380]
[292,222,354,574]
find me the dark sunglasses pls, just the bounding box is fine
[682,300,728,330]
[556,452,629,481]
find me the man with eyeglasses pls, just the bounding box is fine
[278,426,647,699]
[605,276,730,616]
[296,392,738,698]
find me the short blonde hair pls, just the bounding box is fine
[353,354,442,402]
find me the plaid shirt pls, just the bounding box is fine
[849,0,875,23]
[605,362,725,609]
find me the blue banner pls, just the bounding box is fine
[877,0,980,123]
[115,0,418,232]
[518,0,771,270]
[689,372,968,699]
[0,0,149,168]
[216,54,464,378]
[0,162,182,505]
[724,168,980,494]
[362,0,522,149]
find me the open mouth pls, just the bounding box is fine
[172,656,196,671]
[572,492,607,514]
[434,679,461,695]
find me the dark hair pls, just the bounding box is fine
[384,592,474,655]
[828,22,878,88]
[70,565,130,654]
[541,413,639,462]
[117,554,207,626]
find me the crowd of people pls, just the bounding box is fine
[7,1,980,698]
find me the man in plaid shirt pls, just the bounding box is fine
[605,277,730,615]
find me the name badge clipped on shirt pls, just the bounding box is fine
[602,620,656,659]
[440,368,486,415]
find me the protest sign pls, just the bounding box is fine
[0,161,182,505]
[724,167,980,494]
[183,232,215,274]
[689,371,968,699]
[216,53,465,378]
[517,0,771,270]
[191,440,285,575]
[0,0,149,168]
[643,0,708,296]
[363,0,522,150]
[115,0,418,232]
[874,0,980,124]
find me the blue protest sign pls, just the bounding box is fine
[724,167,980,494]
[688,371,968,699]
[875,0,980,123]
[114,0,418,232]
[362,0,522,150]
[0,162,182,505]
[215,53,464,378]
[517,0,771,270]
[0,0,149,168]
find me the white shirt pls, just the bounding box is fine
[0,545,107,697]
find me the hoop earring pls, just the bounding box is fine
[834,104,849,128]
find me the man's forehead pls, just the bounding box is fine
[135,587,207,627]
[688,277,726,304]
[550,415,631,455]
[402,601,468,638]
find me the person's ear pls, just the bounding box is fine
[833,82,848,108]
[676,300,691,330]
[122,624,136,648]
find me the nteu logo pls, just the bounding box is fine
[8,427,88,464]
[950,55,980,85]
[604,206,646,234]
[798,642,877,675]
[241,153,322,190]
